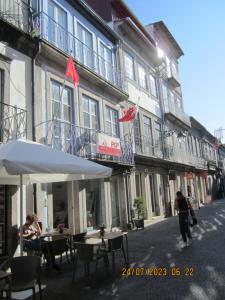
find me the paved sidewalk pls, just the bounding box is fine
[38,199,225,300]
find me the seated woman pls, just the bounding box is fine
[19,214,41,255]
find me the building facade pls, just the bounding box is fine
[0,0,223,257]
[0,0,38,256]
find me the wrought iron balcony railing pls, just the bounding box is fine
[0,0,33,33]
[0,102,27,142]
[41,120,134,166]
[164,99,191,128]
[36,12,125,92]
[134,134,163,159]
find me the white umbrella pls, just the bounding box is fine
[0,139,112,255]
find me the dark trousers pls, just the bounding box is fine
[179,212,191,243]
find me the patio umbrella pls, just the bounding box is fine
[0,139,112,255]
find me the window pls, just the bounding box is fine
[162,83,169,112]
[143,116,153,155]
[154,121,163,157]
[138,64,147,89]
[51,80,72,152]
[135,174,142,198]
[133,113,141,151]
[77,22,93,69]
[99,42,113,82]
[176,97,182,111]
[124,51,135,80]
[171,61,177,78]
[48,0,67,51]
[165,56,171,77]
[0,69,3,102]
[149,74,158,98]
[83,96,99,130]
[105,106,119,137]
[169,91,175,114]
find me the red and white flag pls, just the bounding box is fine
[66,56,79,87]
[118,106,137,122]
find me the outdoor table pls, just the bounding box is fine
[85,231,129,267]
[0,271,12,300]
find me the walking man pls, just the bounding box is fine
[174,191,192,248]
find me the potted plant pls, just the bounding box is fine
[133,197,145,229]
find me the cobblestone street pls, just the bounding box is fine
[39,199,225,300]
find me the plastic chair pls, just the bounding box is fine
[2,256,42,300]
[72,242,109,282]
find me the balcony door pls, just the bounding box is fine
[143,116,153,155]
[48,0,67,52]
[76,23,94,69]
[51,80,72,153]
[154,121,163,158]
[80,96,99,156]
[105,106,119,138]
[99,42,114,82]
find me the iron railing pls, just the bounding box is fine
[41,120,134,166]
[164,98,191,127]
[134,134,163,159]
[0,102,27,142]
[0,0,33,33]
[36,12,125,91]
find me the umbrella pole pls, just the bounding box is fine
[19,174,23,256]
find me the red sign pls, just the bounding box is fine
[97,133,121,157]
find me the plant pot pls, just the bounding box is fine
[133,218,144,229]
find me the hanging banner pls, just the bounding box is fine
[97,133,121,157]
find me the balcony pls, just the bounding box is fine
[0,0,32,33]
[161,63,180,89]
[40,120,134,166]
[134,135,163,159]
[37,12,126,93]
[164,102,191,130]
[0,0,37,57]
[0,102,27,142]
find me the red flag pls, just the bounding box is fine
[65,56,79,87]
[118,106,137,122]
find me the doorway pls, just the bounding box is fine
[149,175,160,216]
[52,182,68,228]
[111,178,120,228]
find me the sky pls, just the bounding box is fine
[126,0,225,138]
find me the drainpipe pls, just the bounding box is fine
[31,11,40,213]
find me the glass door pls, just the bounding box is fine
[143,116,153,155]
[77,23,93,69]
[51,81,72,153]
[48,0,67,52]
[99,42,113,82]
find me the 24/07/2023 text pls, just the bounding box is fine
[121,267,194,277]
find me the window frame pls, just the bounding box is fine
[51,80,73,151]
[149,74,158,98]
[124,50,135,81]
[98,39,114,82]
[75,20,95,69]
[47,0,68,52]
[82,95,99,130]
[137,63,147,90]
[105,105,119,138]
